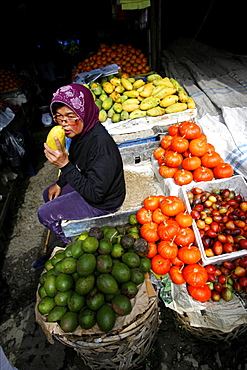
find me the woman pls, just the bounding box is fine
[37,83,126,244]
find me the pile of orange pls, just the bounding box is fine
[71,43,151,80]
[0,69,23,95]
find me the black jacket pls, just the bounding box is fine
[57,122,126,210]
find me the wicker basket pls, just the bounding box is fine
[54,297,159,369]
[173,311,247,343]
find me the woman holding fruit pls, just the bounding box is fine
[37,83,126,244]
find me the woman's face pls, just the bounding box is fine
[54,105,84,138]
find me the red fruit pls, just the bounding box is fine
[239,239,247,249]
[239,277,247,287]
[205,264,216,274]
[221,287,233,302]
[214,282,223,292]
[233,281,243,292]
[240,257,247,268]
[207,273,216,283]
[211,290,221,301]
[240,201,247,212]
[222,261,235,270]
[223,243,234,254]
[234,266,247,277]
[218,275,227,284]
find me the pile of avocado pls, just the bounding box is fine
[37,215,151,333]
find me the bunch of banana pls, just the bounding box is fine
[86,74,196,123]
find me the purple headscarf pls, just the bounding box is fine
[50,83,100,137]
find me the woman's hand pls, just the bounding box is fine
[48,183,62,200]
[44,137,69,168]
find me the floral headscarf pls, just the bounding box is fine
[50,83,100,137]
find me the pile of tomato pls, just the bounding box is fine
[153,121,234,186]
[136,194,212,302]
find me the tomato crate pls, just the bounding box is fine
[178,175,247,266]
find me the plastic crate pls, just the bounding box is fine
[178,175,247,266]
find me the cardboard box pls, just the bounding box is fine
[179,175,247,266]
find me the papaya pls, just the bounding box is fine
[122,103,140,112]
[147,73,162,82]
[107,107,115,118]
[132,79,145,90]
[102,97,113,111]
[46,125,65,150]
[113,102,122,113]
[123,90,139,98]
[139,82,153,98]
[109,91,121,103]
[165,102,188,114]
[114,84,125,94]
[99,109,108,122]
[94,99,102,110]
[159,94,179,108]
[110,77,121,86]
[102,81,115,94]
[129,109,147,119]
[152,87,176,99]
[120,111,129,120]
[147,107,166,117]
[111,113,121,123]
[187,96,196,109]
[121,77,133,91]
[140,96,160,110]
[122,98,139,106]
[177,87,188,103]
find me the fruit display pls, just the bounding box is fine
[0,68,24,94]
[188,186,247,258]
[153,121,234,185]
[37,218,151,333]
[86,74,196,123]
[205,256,247,302]
[71,43,152,80]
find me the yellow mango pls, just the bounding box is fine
[120,111,129,120]
[177,87,188,103]
[147,107,166,117]
[122,98,139,106]
[111,113,121,123]
[187,96,196,109]
[46,125,65,150]
[159,94,179,108]
[121,77,133,91]
[123,90,139,98]
[153,87,177,100]
[132,79,145,90]
[139,83,153,97]
[140,96,160,110]
[147,73,162,82]
[122,103,140,112]
[113,102,122,113]
[109,91,121,103]
[115,84,125,94]
[99,109,108,122]
[102,81,115,94]
[129,109,147,119]
[110,77,121,86]
[165,103,188,114]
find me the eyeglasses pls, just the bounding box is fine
[53,115,79,124]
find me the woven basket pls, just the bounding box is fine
[54,297,159,369]
[173,311,247,343]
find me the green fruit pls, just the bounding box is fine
[88,227,104,240]
[122,252,140,268]
[133,238,149,257]
[77,253,96,276]
[96,304,116,332]
[47,306,67,322]
[68,292,85,312]
[105,288,121,303]
[45,259,54,271]
[98,238,113,255]
[60,257,77,274]
[111,262,131,283]
[60,311,78,333]
[38,285,48,298]
[111,294,132,316]
[39,272,47,286]
[139,257,152,272]
[78,308,96,330]
[71,240,84,258]
[54,260,63,273]
[130,268,145,285]
[55,273,74,292]
[128,214,138,225]
[111,244,125,259]
[82,236,99,253]
[75,275,95,295]
[38,296,56,315]
[51,252,65,266]
[96,255,113,273]
[44,275,57,297]
[86,287,105,311]
[104,228,118,244]
[46,268,58,277]
[64,244,73,257]
[121,281,138,298]
[96,274,119,295]
[77,231,89,240]
[54,290,73,306]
